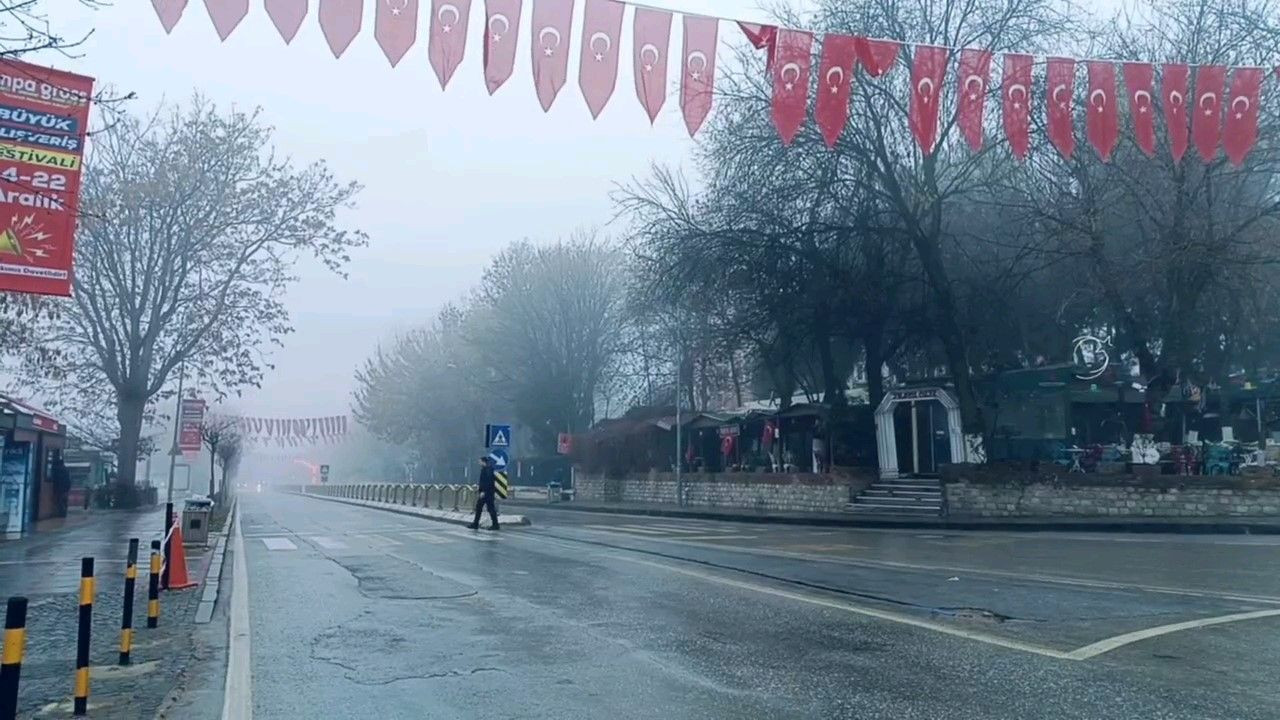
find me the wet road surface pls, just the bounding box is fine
[238,491,1280,719]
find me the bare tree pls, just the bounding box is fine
[214,431,242,503]
[0,1,107,58]
[13,97,366,493]
[200,414,239,503]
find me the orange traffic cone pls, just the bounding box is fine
[166,523,197,590]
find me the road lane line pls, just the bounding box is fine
[362,535,401,547]
[666,534,758,541]
[260,538,296,551]
[222,503,252,720]
[405,531,452,544]
[312,536,348,549]
[613,554,1073,660]
[1065,608,1280,660]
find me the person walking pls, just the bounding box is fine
[468,455,501,530]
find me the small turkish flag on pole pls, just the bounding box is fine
[1191,64,1226,163]
[814,33,857,148]
[319,0,364,58]
[1084,61,1119,161]
[770,29,812,146]
[908,45,948,154]
[679,14,718,137]
[482,0,522,94]
[1161,63,1190,164]
[954,48,991,152]
[633,8,673,123]
[1123,62,1156,157]
[1222,67,1263,166]
[265,0,307,43]
[577,0,624,119]
[1045,56,1076,159]
[530,0,574,111]
[1002,53,1032,160]
[377,0,421,68]
[428,0,471,86]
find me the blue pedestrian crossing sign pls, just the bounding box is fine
[485,423,512,448]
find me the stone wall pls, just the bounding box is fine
[943,464,1280,518]
[574,470,873,514]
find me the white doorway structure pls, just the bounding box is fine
[874,387,966,479]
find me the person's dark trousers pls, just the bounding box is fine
[471,491,500,529]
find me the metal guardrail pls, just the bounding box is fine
[310,483,481,512]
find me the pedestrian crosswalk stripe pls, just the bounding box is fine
[648,524,736,533]
[405,531,452,544]
[261,538,297,551]
[604,525,671,535]
[363,535,401,547]
[447,530,498,541]
[312,536,348,549]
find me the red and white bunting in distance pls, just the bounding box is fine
[908,45,947,154]
[1224,67,1263,166]
[376,0,421,68]
[1002,53,1032,160]
[1085,60,1119,161]
[204,0,248,40]
[483,0,522,94]
[954,48,991,152]
[856,37,898,77]
[1192,64,1226,162]
[319,0,364,58]
[578,0,624,118]
[265,0,308,43]
[1046,57,1076,159]
[1124,62,1157,157]
[429,0,471,86]
[1162,63,1190,163]
[679,15,718,137]
[153,0,188,33]
[771,29,812,146]
[815,34,858,148]
[531,0,574,111]
[633,8,672,123]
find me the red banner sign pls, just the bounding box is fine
[178,398,206,454]
[0,60,93,296]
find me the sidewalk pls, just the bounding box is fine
[0,505,219,719]
[502,498,1280,534]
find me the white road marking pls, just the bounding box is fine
[222,504,252,720]
[259,538,296,551]
[448,530,499,541]
[312,536,348,549]
[1065,608,1280,659]
[362,535,401,547]
[610,525,673,535]
[664,534,758,541]
[405,531,452,544]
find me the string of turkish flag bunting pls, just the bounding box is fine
[221,414,350,446]
[157,0,1272,165]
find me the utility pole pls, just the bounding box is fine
[674,319,683,507]
[165,362,185,505]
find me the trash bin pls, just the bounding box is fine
[547,482,562,503]
[182,497,213,545]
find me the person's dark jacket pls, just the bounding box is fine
[477,465,497,495]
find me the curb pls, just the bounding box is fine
[292,491,532,527]
[194,498,234,624]
[500,499,1280,534]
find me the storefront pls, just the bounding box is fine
[0,396,67,537]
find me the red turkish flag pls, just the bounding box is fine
[482,0,522,94]
[954,48,991,151]
[738,22,777,70]
[428,0,470,86]
[1123,62,1156,157]
[265,0,307,43]
[908,45,947,154]
[680,14,718,137]
[633,8,672,123]
[1191,64,1226,163]
[1223,67,1263,166]
[1002,53,1032,160]
[204,0,248,40]
[1085,61,1119,161]
[530,0,574,111]
[376,0,420,68]
[319,0,364,58]
[814,34,858,148]
[856,37,899,77]
[577,0,624,118]
[153,0,188,33]
[1161,63,1190,164]
[771,29,812,146]
[1045,57,1075,159]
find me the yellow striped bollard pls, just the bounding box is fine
[147,540,161,629]
[73,557,94,716]
[1,596,27,720]
[119,539,138,665]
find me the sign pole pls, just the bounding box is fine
[165,363,185,506]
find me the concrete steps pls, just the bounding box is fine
[845,477,943,516]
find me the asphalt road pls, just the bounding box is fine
[236,491,1280,719]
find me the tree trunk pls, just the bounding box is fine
[208,441,217,501]
[115,391,146,486]
[864,329,886,411]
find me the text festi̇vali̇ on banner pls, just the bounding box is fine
[0,60,94,296]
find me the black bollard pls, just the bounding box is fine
[1,596,27,720]
[162,503,174,590]
[119,539,138,665]
[73,558,94,716]
[147,541,161,629]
